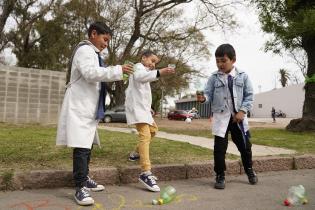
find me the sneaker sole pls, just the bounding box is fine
[214,185,225,189]
[128,158,139,162]
[89,186,105,192]
[138,178,160,192]
[74,195,94,206]
[214,183,225,189]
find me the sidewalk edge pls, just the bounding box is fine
[1,155,314,191]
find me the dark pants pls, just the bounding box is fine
[73,147,92,188]
[214,117,253,176]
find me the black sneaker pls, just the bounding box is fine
[246,168,258,185]
[74,187,94,206]
[138,172,160,192]
[128,152,140,161]
[86,176,105,192]
[214,174,225,189]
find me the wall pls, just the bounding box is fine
[0,64,66,124]
[175,98,211,118]
[252,84,304,118]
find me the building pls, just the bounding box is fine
[174,97,211,118]
[252,84,304,118]
[174,84,305,119]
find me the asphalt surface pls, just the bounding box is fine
[1,169,314,210]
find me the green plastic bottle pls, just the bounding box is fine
[152,185,176,205]
[123,60,133,83]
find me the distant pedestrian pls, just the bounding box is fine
[56,21,133,206]
[125,50,175,192]
[271,107,276,123]
[197,44,258,189]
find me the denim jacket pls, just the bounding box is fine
[204,68,253,114]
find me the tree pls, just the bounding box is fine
[279,68,290,87]
[3,0,55,68]
[3,0,237,107]
[288,49,307,78]
[0,0,17,51]
[96,0,237,106]
[252,0,315,131]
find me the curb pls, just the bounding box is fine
[1,155,314,191]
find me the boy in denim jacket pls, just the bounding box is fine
[197,44,258,189]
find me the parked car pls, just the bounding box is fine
[102,106,126,123]
[167,110,194,120]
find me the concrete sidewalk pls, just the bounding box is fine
[1,169,314,210]
[100,126,296,156]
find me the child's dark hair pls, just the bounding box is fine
[215,44,236,60]
[88,21,113,37]
[141,50,156,58]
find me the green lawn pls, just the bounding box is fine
[160,127,315,154]
[1,123,314,174]
[250,128,315,154]
[0,123,223,173]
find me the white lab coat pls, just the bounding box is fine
[56,42,123,149]
[125,63,158,125]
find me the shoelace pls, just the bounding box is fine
[147,175,158,185]
[87,177,97,186]
[80,187,90,198]
[247,169,256,177]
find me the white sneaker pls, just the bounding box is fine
[74,187,94,206]
[138,171,160,192]
[86,176,105,192]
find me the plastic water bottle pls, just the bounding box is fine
[152,185,176,205]
[283,185,308,206]
[123,60,133,83]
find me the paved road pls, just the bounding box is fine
[1,169,314,210]
[100,126,296,156]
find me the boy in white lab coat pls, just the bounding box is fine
[56,21,133,206]
[125,50,175,192]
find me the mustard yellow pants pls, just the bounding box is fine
[135,122,158,172]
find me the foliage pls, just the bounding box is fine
[1,0,238,107]
[252,0,315,53]
[252,0,315,130]
[279,68,290,87]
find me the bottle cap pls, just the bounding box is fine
[158,198,163,205]
[283,199,291,206]
[152,199,158,205]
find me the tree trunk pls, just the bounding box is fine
[286,36,315,131]
[0,0,16,34]
[112,81,126,107]
[0,0,16,50]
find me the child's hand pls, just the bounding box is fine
[122,64,134,75]
[234,111,245,123]
[159,67,175,76]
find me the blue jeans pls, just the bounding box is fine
[73,148,91,188]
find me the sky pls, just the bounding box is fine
[187,3,304,95]
[2,1,304,107]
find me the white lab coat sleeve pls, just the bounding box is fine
[74,45,123,82]
[133,63,158,83]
